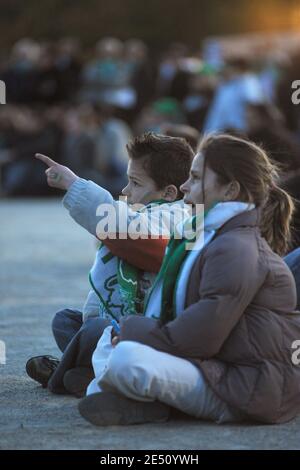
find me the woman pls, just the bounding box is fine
[79,133,300,426]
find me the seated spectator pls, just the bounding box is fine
[246,103,300,171]
[203,57,265,133]
[1,106,62,196]
[61,103,132,197]
[134,97,186,135]
[0,38,40,103]
[79,37,133,108]
[182,65,217,130]
[34,43,62,104]
[156,43,188,97]
[25,133,193,396]
[281,170,300,252]
[55,38,82,102]
[162,123,200,151]
[124,39,156,116]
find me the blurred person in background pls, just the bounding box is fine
[134,97,186,135]
[280,166,300,310]
[60,104,98,176]
[161,122,200,151]
[34,42,62,104]
[277,48,300,134]
[156,42,188,97]
[0,38,41,103]
[79,37,133,110]
[123,39,156,117]
[182,64,218,130]
[55,38,82,102]
[1,105,62,196]
[92,104,132,196]
[281,169,300,256]
[246,103,300,171]
[203,57,265,133]
[256,47,286,103]
[59,103,132,198]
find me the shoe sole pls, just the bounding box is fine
[78,392,170,426]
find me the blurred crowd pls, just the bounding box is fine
[1,36,300,247]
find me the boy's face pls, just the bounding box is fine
[122,157,165,205]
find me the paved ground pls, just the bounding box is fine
[0,197,300,450]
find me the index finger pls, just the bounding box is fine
[35,153,58,167]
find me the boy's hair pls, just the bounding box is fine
[126,132,194,199]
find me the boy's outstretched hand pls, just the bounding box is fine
[35,153,79,191]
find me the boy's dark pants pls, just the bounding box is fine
[48,309,110,394]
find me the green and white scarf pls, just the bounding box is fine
[143,201,255,325]
[89,199,168,321]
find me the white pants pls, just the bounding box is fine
[87,326,239,423]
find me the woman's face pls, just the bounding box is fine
[180,152,232,209]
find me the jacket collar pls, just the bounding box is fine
[214,207,260,237]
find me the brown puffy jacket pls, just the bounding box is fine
[120,208,300,423]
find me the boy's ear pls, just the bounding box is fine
[162,184,178,202]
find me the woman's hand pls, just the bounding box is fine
[111,335,120,347]
[35,153,79,191]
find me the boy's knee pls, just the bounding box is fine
[52,309,82,332]
[52,309,68,335]
[51,309,83,352]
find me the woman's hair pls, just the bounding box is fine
[198,133,294,256]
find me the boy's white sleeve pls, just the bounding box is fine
[62,178,122,237]
[63,178,189,238]
[62,178,147,238]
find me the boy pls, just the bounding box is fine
[26,133,194,395]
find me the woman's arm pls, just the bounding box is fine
[119,235,267,359]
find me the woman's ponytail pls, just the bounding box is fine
[260,184,294,256]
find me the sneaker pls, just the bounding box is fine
[78,391,171,426]
[26,355,60,388]
[63,367,94,398]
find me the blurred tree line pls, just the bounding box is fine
[0,0,298,52]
